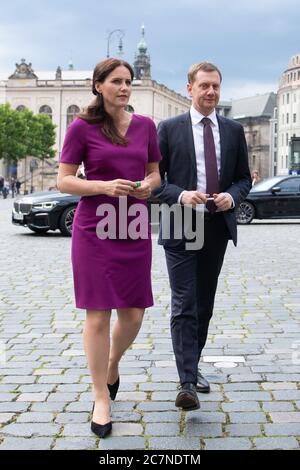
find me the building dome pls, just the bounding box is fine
[133,24,151,80]
[279,54,300,90]
[288,54,300,69]
[137,25,147,54]
[138,38,147,54]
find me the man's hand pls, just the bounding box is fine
[213,192,233,211]
[181,191,209,209]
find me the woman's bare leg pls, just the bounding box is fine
[83,309,111,424]
[107,308,145,384]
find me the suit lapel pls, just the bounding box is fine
[217,114,228,183]
[181,112,197,175]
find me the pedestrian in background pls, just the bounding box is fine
[0,176,4,198]
[2,180,9,199]
[10,177,16,198]
[16,179,21,195]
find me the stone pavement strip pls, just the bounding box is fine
[0,198,300,450]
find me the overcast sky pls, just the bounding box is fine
[0,0,299,100]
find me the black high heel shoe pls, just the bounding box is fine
[107,376,120,401]
[91,402,112,438]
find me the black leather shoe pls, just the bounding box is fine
[90,402,112,438]
[175,383,200,411]
[196,370,210,393]
[107,376,120,401]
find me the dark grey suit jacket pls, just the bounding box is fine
[152,111,252,247]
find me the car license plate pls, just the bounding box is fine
[13,212,24,221]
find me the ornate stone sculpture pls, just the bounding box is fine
[9,59,38,79]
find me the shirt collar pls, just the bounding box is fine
[190,105,218,127]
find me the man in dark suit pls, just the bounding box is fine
[152,62,251,411]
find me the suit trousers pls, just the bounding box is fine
[164,212,230,385]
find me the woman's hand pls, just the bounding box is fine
[129,180,152,200]
[104,179,137,197]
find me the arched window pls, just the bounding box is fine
[16,105,26,112]
[39,105,52,120]
[66,105,80,127]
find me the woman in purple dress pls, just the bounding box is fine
[57,58,161,438]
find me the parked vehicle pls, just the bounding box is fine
[236,175,300,224]
[12,190,160,236]
[12,190,80,236]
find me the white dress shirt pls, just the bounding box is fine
[178,106,234,210]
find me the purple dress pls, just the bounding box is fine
[60,114,161,310]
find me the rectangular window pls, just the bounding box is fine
[282,94,285,104]
[274,123,277,133]
[287,93,290,104]
[294,93,297,102]
[168,104,172,117]
[293,113,297,123]
[287,113,289,124]
[286,155,288,167]
[286,133,289,145]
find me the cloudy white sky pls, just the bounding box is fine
[0,0,299,99]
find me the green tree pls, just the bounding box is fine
[0,104,27,164]
[0,103,56,169]
[33,113,56,159]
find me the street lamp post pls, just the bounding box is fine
[106,29,125,58]
[29,158,38,194]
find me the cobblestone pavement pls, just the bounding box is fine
[0,197,300,450]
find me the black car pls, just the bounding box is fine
[12,190,80,236]
[12,190,160,236]
[236,175,300,224]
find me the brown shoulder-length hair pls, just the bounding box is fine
[78,58,134,145]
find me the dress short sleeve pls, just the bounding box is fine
[147,118,162,163]
[60,118,86,165]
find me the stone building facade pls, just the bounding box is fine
[0,28,190,191]
[217,93,277,179]
[277,54,300,175]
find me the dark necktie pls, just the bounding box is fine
[201,117,219,213]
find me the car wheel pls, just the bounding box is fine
[28,225,50,234]
[59,205,76,236]
[236,201,255,224]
